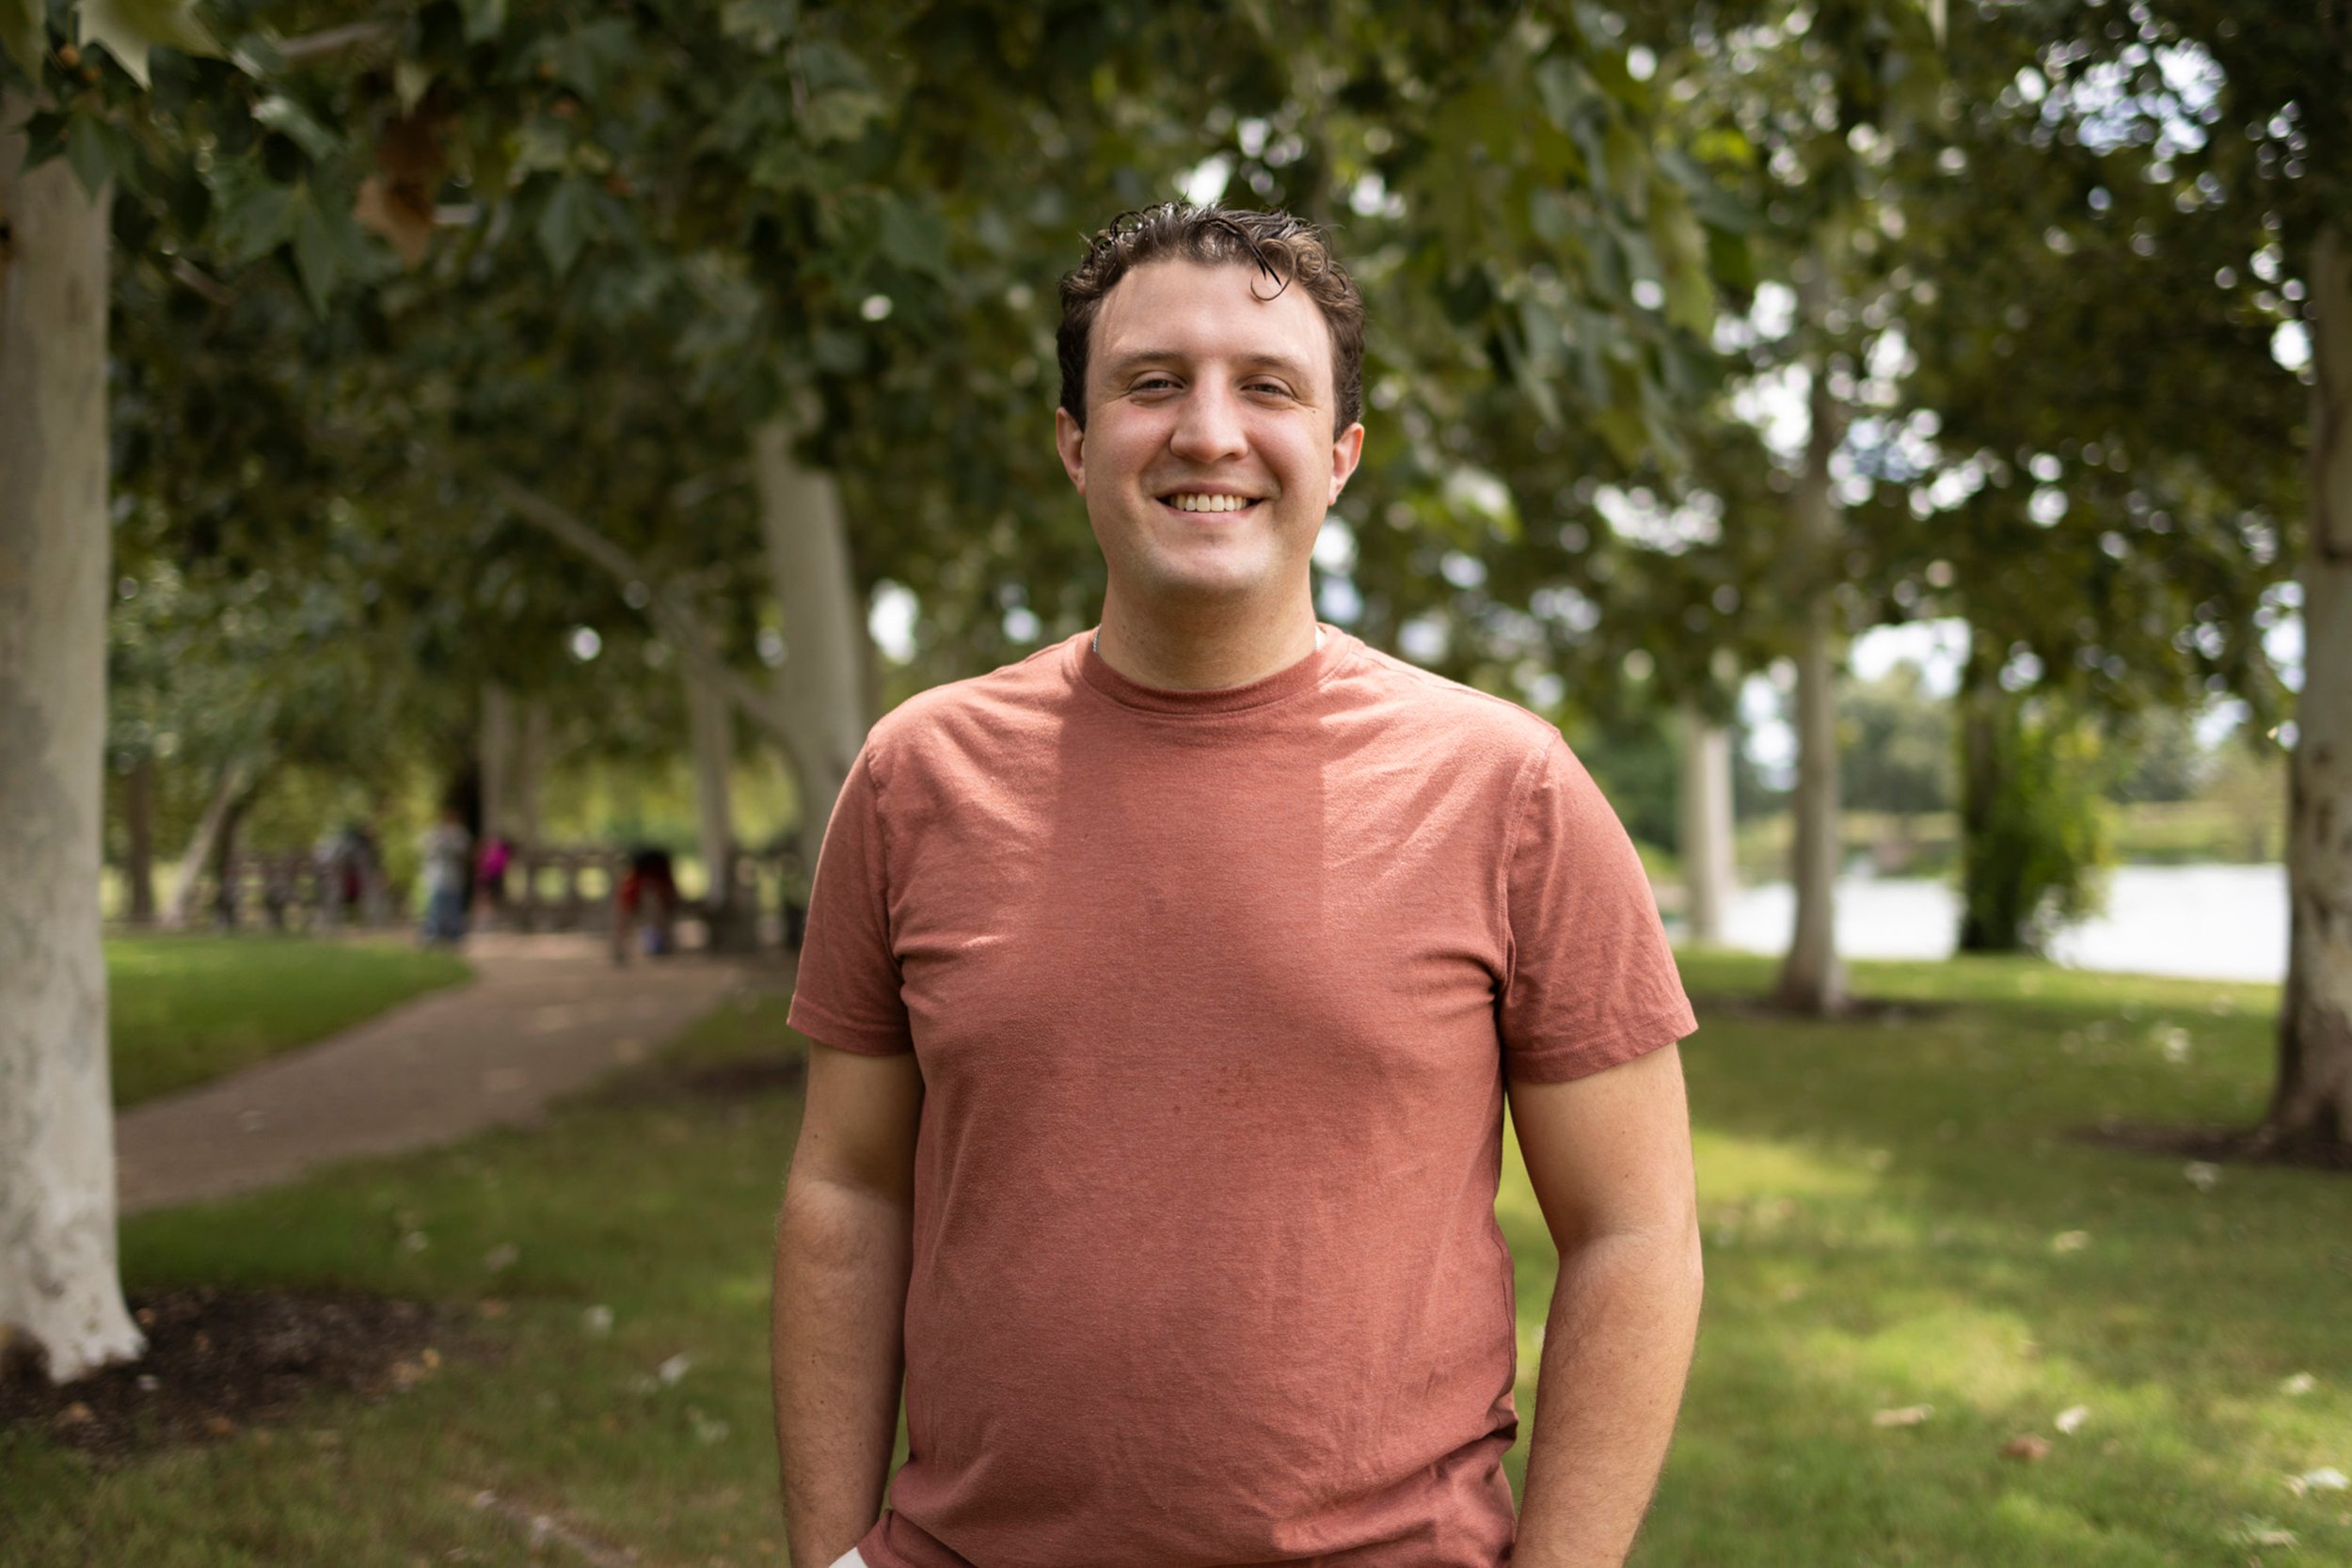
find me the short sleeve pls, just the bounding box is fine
[1498,734,1698,1083]
[786,743,915,1056]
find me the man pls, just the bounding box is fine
[773,204,1702,1568]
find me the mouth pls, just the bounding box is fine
[1156,490,1267,515]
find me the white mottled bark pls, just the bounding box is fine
[1677,705,1737,945]
[753,410,869,840]
[0,99,143,1383]
[1775,329,1849,1014]
[2267,224,2352,1145]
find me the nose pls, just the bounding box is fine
[1168,380,1251,466]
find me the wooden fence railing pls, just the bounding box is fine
[173,843,810,949]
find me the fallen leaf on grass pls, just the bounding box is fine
[2003,1433,2052,1461]
[2056,1404,2091,1434]
[203,1415,237,1437]
[2227,1517,2297,1549]
[55,1402,93,1429]
[483,1243,519,1273]
[2287,1467,2347,1497]
[656,1353,691,1387]
[582,1305,613,1337]
[1874,1404,1933,1428]
[2184,1162,2221,1193]
[2051,1230,2091,1254]
[2281,1372,2316,1397]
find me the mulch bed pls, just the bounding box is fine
[0,1286,469,1462]
[2071,1119,2352,1173]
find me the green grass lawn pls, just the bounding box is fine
[8,955,2348,1566]
[108,935,471,1107]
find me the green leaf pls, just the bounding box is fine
[77,0,223,89]
[206,159,299,261]
[535,177,596,276]
[799,87,887,145]
[293,197,344,313]
[877,198,948,277]
[254,95,343,163]
[719,0,797,51]
[65,113,117,198]
[1,0,44,81]
[459,0,507,44]
[395,58,434,115]
[532,18,633,101]
[18,109,70,171]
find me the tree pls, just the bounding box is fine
[1908,1,2336,1140]
[0,86,138,1384]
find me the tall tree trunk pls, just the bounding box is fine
[1955,626,2007,952]
[1677,703,1737,945]
[122,753,156,927]
[753,409,870,842]
[160,757,249,930]
[479,682,516,843]
[516,700,549,856]
[1774,324,1849,1014]
[209,793,247,931]
[0,100,143,1383]
[2265,224,2352,1147]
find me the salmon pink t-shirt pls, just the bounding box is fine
[787,626,1696,1568]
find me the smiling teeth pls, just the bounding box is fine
[1168,493,1253,512]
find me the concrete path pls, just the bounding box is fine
[116,933,759,1214]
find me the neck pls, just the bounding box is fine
[1093,588,1324,691]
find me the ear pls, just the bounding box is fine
[1327,420,1366,504]
[1055,406,1088,493]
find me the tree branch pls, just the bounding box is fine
[485,475,805,751]
[276,21,398,68]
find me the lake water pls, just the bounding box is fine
[1703,863,2289,983]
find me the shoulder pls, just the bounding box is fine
[856,633,1082,784]
[1330,638,1565,785]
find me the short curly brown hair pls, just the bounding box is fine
[1057,203,1365,435]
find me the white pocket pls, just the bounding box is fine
[825,1550,869,1568]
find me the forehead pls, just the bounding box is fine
[1089,258,1334,389]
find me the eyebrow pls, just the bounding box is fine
[1104,349,1318,387]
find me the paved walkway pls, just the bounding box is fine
[116,933,761,1214]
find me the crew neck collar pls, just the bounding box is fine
[1073,624,1355,716]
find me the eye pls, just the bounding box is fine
[1246,380,1294,398]
[1132,374,1180,392]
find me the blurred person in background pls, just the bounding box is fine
[611,845,678,964]
[416,807,471,947]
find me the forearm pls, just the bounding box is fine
[773,1175,914,1567]
[1512,1227,1704,1568]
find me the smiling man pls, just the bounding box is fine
[773,204,1703,1568]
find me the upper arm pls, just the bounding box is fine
[1507,1042,1696,1256]
[789,1038,923,1211]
